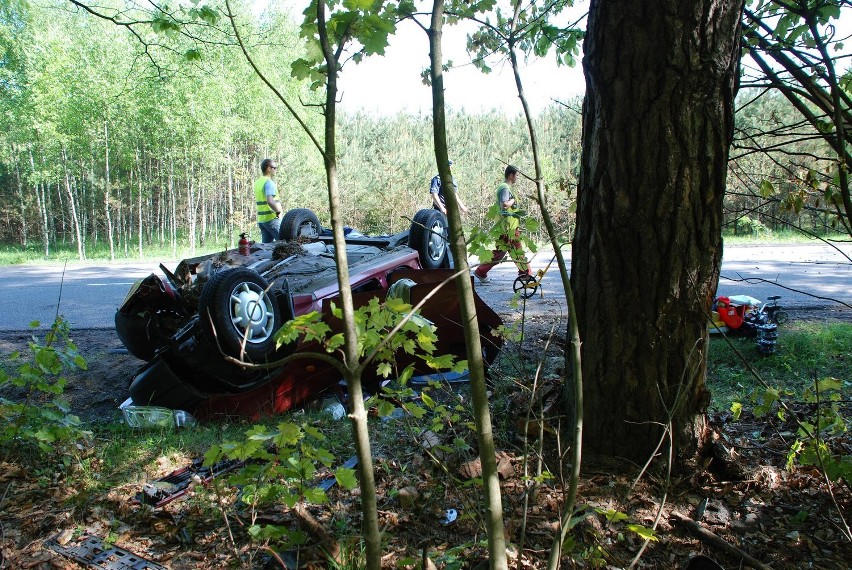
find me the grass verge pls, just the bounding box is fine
[707,321,852,412]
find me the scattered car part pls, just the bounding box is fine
[132,457,243,508]
[45,534,166,570]
[710,294,785,354]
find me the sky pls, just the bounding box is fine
[273,1,851,117]
[335,15,588,116]
[277,0,589,116]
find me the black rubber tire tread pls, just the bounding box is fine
[773,310,789,325]
[409,209,448,269]
[280,208,322,241]
[197,267,282,363]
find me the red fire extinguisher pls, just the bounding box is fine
[238,233,251,256]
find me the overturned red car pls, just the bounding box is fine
[115,208,503,420]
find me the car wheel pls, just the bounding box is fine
[409,209,448,269]
[513,274,538,299]
[197,267,282,364]
[280,208,322,241]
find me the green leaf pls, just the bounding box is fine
[304,487,328,504]
[403,402,426,419]
[731,401,742,420]
[274,422,303,446]
[597,508,628,523]
[376,399,396,417]
[759,179,775,197]
[343,0,375,9]
[335,467,358,490]
[626,523,658,541]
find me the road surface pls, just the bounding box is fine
[0,243,849,330]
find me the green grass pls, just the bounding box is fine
[707,321,852,412]
[65,401,359,498]
[0,239,235,266]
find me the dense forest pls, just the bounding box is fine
[0,0,846,261]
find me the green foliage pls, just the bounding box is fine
[204,420,344,549]
[737,1,851,237]
[292,0,405,89]
[708,322,852,411]
[785,377,851,482]
[375,376,471,449]
[431,541,488,570]
[734,375,851,484]
[465,0,583,72]
[275,297,465,379]
[468,202,539,269]
[0,317,90,456]
[595,508,658,542]
[714,321,851,485]
[0,0,323,255]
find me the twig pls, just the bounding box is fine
[811,377,852,542]
[293,503,341,563]
[671,511,771,570]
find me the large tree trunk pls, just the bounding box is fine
[572,0,742,466]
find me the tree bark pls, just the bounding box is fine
[61,146,86,260]
[572,0,743,465]
[136,148,143,258]
[105,121,116,261]
[29,149,49,257]
[429,2,508,568]
[12,150,28,247]
[314,3,382,569]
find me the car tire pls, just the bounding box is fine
[197,267,283,364]
[280,208,322,241]
[409,209,448,269]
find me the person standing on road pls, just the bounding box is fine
[430,160,469,215]
[255,158,283,243]
[473,164,530,283]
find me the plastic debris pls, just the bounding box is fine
[324,402,346,420]
[120,399,198,429]
[440,508,458,525]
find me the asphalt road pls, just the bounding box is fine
[0,243,849,331]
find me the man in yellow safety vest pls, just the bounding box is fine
[255,158,283,243]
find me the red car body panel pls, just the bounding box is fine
[116,236,502,420]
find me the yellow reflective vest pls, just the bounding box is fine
[254,176,276,223]
[496,182,520,232]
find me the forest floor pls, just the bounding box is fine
[0,307,850,569]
